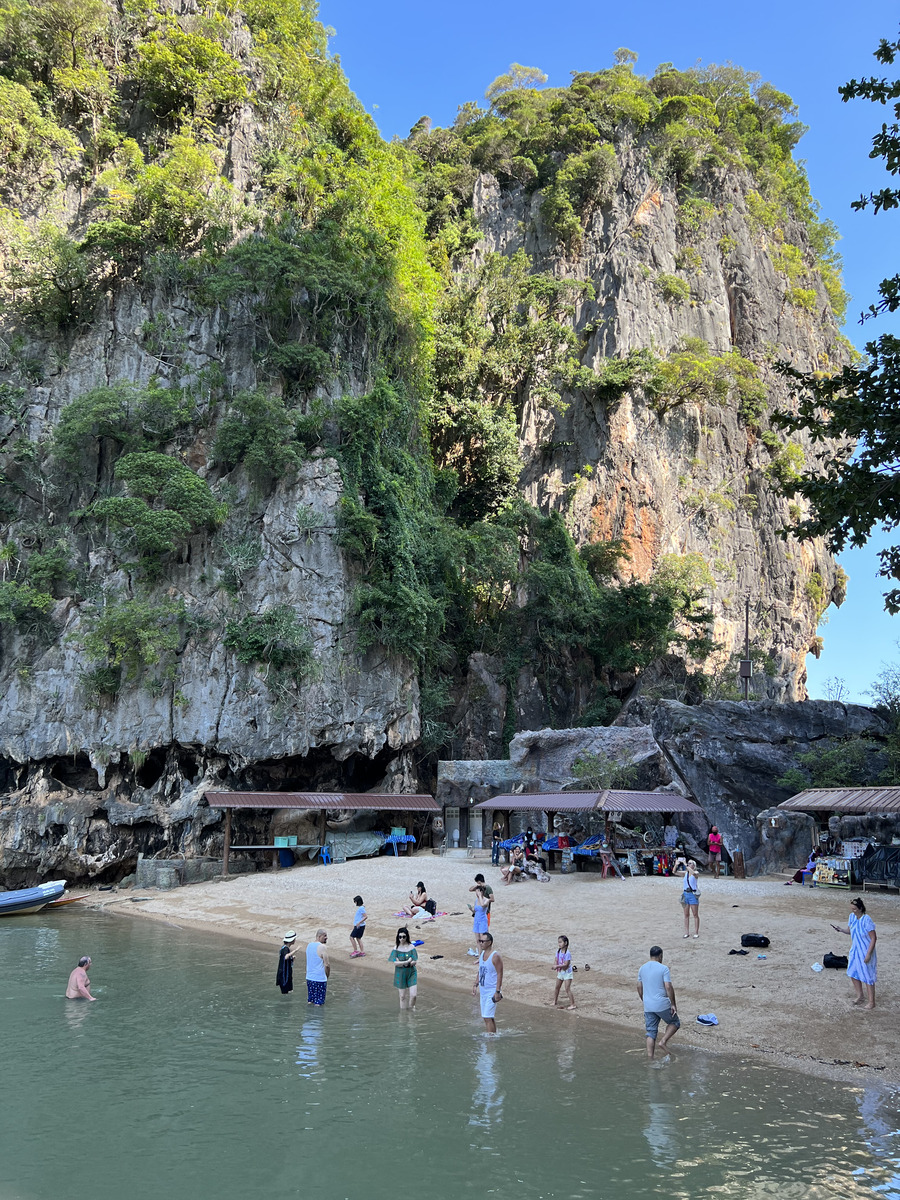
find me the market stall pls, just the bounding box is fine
[777,786,900,890]
[472,789,704,875]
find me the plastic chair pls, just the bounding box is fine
[318,846,332,865]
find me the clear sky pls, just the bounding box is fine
[320,0,900,702]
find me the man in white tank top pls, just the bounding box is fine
[473,931,503,1033]
[305,929,330,1005]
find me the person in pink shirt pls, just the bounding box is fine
[708,826,723,878]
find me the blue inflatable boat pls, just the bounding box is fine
[0,880,67,916]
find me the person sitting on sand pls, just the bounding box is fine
[401,881,437,918]
[787,849,820,884]
[501,845,524,884]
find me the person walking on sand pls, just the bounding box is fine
[473,932,503,1034]
[708,827,723,878]
[681,859,701,938]
[832,897,877,1009]
[66,956,96,1001]
[306,929,330,1006]
[276,930,297,994]
[350,895,367,958]
[552,935,576,1010]
[389,927,418,1010]
[637,946,680,1061]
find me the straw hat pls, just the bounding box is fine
[284,930,297,943]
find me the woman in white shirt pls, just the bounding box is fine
[681,859,701,939]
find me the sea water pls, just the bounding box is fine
[1,910,898,1200]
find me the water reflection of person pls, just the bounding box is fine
[642,1070,680,1168]
[296,1018,324,1079]
[469,1039,503,1130]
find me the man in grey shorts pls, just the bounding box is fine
[637,945,680,1060]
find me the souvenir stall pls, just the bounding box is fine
[777,786,900,890]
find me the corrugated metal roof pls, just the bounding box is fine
[204,791,439,812]
[605,791,702,814]
[778,787,900,813]
[472,791,701,814]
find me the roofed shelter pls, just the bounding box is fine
[777,787,900,813]
[472,790,703,817]
[204,792,439,873]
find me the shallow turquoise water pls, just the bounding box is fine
[1,911,899,1200]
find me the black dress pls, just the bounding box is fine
[276,945,294,994]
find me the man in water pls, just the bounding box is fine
[637,946,679,1061]
[468,873,494,925]
[305,929,330,1005]
[66,956,97,1001]
[473,931,503,1033]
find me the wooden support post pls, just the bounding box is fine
[223,808,232,876]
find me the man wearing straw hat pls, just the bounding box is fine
[276,930,297,994]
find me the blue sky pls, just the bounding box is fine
[320,0,899,702]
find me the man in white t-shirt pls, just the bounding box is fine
[637,945,680,1060]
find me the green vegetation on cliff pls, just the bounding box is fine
[0,3,847,739]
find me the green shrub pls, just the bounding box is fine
[654,273,691,305]
[541,144,620,249]
[134,22,248,117]
[213,390,303,488]
[90,452,225,565]
[52,382,193,465]
[0,77,79,191]
[78,597,184,687]
[764,441,804,489]
[224,605,315,686]
[0,579,54,624]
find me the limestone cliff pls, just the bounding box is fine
[472,153,845,702]
[0,22,852,882]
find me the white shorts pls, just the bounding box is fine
[479,988,497,1019]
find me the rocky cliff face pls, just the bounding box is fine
[438,700,890,872]
[472,148,846,702]
[0,22,852,884]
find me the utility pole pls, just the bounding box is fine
[739,595,752,701]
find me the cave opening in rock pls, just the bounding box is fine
[48,754,100,791]
[135,748,167,789]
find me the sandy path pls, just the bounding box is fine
[86,855,900,1085]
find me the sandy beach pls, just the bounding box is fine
[86,855,900,1085]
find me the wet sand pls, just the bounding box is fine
[86,855,900,1085]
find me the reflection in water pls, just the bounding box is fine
[63,999,93,1034]
[296,1018,324,1080]
[556,1032,576,1084]
[857,1088,900,1198]
[469,1040,503,1132]
[642,1070,681,1168]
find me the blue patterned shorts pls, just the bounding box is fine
[306,980,327,1005]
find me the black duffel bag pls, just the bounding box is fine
[823,952,848,969]
[740,933,770,948]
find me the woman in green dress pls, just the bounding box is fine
[389,927,418,1010]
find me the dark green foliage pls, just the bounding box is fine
[90,452,225,566]
[336,379,453,662]
[25,538,73,594]
[77,596,185,694]
[224,605,315,686]
[409,56,837,287]
[213,390,303,489]
[777,739,885,792]
[431,250,591,523]
[0,579,54,623]
[133,21,249,118]
[52,382,193,465]
[774,32,900,610]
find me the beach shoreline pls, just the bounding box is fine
[84,854,900,1088]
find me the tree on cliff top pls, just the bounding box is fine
[775,29,900,609]
[485,63,547,104]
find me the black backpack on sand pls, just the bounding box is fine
[823,952,848,969]
[740,933,770,948]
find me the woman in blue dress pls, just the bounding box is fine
[831,896,877,1009]
[472,886,490,938]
